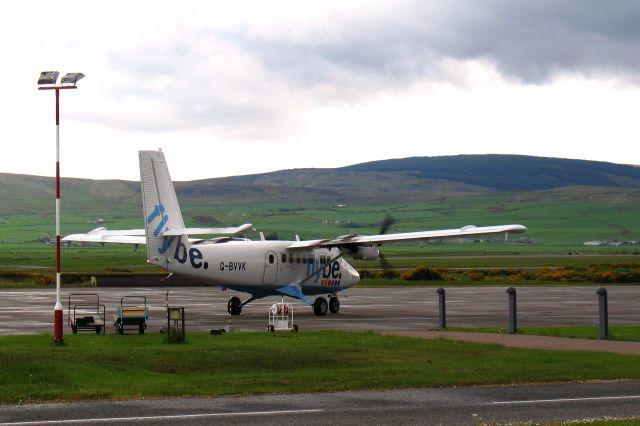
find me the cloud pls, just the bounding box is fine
[12,1,640,141]
[432,0,640,83]
[236,0,640,86]
[91,0,640,136]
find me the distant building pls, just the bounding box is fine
[584,240,637,246]
[584,241,606,246]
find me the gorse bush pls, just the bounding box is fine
[402,266,448,281]
[359,263,640,284]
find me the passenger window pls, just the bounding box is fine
[296,256,300,264]
[320,255,326,264]
[302,255,307,264]
[289,254,294,263]
[281,253,287,263]
[269,254,275,264]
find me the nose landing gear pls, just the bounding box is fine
[227,296,242,316]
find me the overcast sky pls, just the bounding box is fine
[2,0,639,180]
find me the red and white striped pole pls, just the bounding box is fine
[39,71,83,345]
[54,87,63,344]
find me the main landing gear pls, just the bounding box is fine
[228,294,340,317]
[227,296,242,316]
[313,295,340,316]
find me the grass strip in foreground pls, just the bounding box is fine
[1,331,640,404]
[447,325,640,342]
[541,418,640,426]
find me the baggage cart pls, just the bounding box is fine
[267,303,298,332]
[113,295,149,334]
[67,293,106,334]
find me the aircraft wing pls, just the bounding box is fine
[62,224,255,245]
[287,224,527,249]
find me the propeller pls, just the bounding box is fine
[377,214,396,274]
[379,214,396,235]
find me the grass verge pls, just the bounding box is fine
[447,325,640,342]
[2,331,640,404]
[543,419,640,426]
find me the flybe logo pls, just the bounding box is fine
[146,203,208,269]
[174,237,208,270]
[307,258,342,286]
[147,204,173,255]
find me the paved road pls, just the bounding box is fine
[1,381,640,425]
[2,286,640,425]
[0,286,639,335]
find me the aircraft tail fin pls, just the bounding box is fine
[139,150,187,268]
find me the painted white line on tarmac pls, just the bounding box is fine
[0,408,325,425]
[488,395,640,405]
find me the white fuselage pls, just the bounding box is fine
[156,238,360,297]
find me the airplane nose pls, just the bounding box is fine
[339,259,360,287]
[351,269,360,286]
[345,265,360,286]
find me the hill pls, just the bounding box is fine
[340,155,640,191]
[1,155,639,246]
[1,155,639,214]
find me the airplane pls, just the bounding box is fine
[64,150,527,316]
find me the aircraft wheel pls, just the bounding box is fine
[329,296,340,314]
[227,296,242,316]
[313,297,328,316]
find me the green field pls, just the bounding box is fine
[2,331,640,404]
[1,184,639,282]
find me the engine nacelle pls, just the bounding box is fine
[348,244,380,260]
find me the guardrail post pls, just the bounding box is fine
[507,287,517,334]
[436,288,446,329]
[596,287,608,339]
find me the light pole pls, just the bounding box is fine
[38,71,85,345]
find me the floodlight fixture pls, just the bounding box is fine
[38,71,60,85]
[61,72,85,86]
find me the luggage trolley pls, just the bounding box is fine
[267,302,298,332]
[67,293,106,334]
[113,295,149,335]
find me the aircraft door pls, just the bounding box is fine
[262,251,278,284]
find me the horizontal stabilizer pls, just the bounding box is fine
[63,223,255,245]
[163,223,254,236]
[62,231,145,245]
